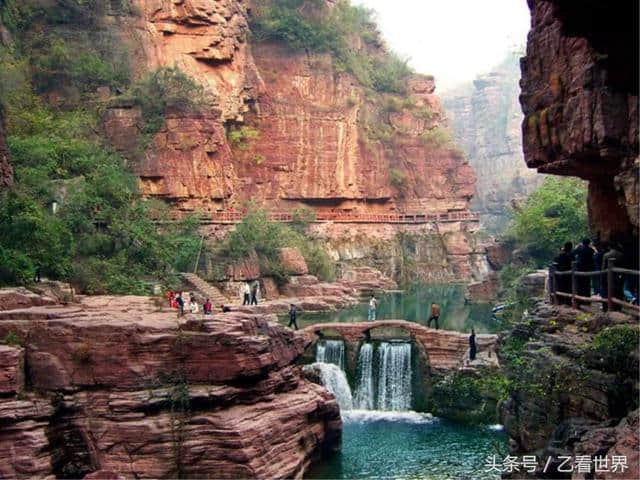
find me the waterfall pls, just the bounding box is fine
[353,343,374,410]
[305,363,353,411]
[376,342,412,411]
[316,339,345,370]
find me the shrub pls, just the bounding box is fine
[250,0,412,93]
[130,67,210,136]
[506,177,588,266]
[420,126,453,147]
[228,125,261,150]
[218,208,335,282]
[585,325,639,374]
[389,168,407,188]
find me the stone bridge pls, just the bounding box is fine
[300,320,498,375]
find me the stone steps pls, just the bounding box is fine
[180,273,228,306]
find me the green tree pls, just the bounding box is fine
[507,177,588,266]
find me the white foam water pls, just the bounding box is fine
[342,409,435,425]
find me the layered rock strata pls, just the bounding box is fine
[520,0,639,241]
[444,54,543,233]
[0,293,341,479]
[498,302,639,478]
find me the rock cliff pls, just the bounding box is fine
[444,54,543,233]
[0,293,340,478]
[498,302,639,478]
[99,0,475,216]
[520,0,639,242]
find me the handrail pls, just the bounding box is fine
[549,259,639,315]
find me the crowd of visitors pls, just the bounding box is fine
[553,237,638,310]
[166,291,219,317]
[240,281,261,305]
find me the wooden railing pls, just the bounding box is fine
[549,259,640,315]
[204,210,481,225]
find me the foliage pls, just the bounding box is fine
[228,125,261,150]
[389,168,407,188]
[419,126,453,147]
[585,325,639,374]
[250,0,412,94]
[1,331,22,346]
[130,67,210,136]
[290,207,316,233]
[0,47,200,293]
[506,177,588,266]
[218,208,335,282]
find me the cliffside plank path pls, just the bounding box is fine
[203,210,481,225]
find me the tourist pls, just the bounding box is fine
[175,293,184,317]
[250,281,260,305]
[428,302,440,329]
[574,238,595,300]
[554,242,573,305]
[203,298,212,315]
[469,328,477,362]
[167,290,175,307]
[367,295,377,321]
[34,266,41,283]
[602,241,624,311]
[189,294,199,314]
[242,282,251,305]
[220,304,231,313]
[288,304,299,330]
[593,242,604,297]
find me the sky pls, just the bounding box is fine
[354,0,531,92]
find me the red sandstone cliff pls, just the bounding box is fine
[520,0,639,241]
[0,293,340,478]
[102,0,475,215]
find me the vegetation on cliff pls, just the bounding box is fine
[250,0,412,94]
[215,208,336,283]
[0,2,201,292]
[507,175,588,266]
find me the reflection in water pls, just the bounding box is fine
[283,284,501,333]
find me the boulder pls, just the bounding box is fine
[278,247,309,275]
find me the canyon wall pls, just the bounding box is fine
[520,0,639,243]
[95,0,485,284]
[0,293,340,479]
[444,54,543,233]
[102,0,475,216]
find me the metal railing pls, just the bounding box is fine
[549,259,640,315]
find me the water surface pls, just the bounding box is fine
[282,284,501,333]
[306,412,507,479]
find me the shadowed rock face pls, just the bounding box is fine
[0,295,341,479]
[520,0,639,242]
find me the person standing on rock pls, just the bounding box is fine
[190,294,199,314]
[167,290,175,308]
[203,298,212,315]
[367,295,378,321]
[288,304,299,330]
[469,327,477,362]
[250,281,260,305]
[428,302,440,329]
[573,238,595,300]
[176,293,184,317]
[242,282,251,305]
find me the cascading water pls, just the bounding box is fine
[304,363,353,411]
[352,342,412,411]
[353,343,374,410]
[376,342,412,411]
[316,339,345,370]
